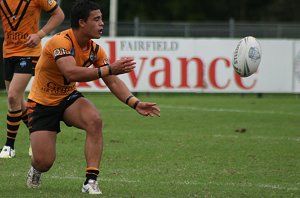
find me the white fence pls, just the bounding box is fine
[26,37,300,93]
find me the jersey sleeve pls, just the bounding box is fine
[94,45,109,68]
[45,35,73,61]
[38,0,58,13]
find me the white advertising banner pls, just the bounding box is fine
[293,40,300,93]
[27,37,295,93]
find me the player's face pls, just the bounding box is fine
[84,9,104,39]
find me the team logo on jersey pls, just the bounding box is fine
[54,48,71,58]
[104,58,109,65]
[48,0,55,6]
[89,52,96,63]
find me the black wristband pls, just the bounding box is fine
[133,100,140,109]
[97,67,102,78]
[108,65,113,75]
[125,95,134,104]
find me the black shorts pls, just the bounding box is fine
[3,56,38,81]
[27,91,84,133]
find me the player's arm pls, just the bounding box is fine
[37,6,65,39]
[25,6,65,48]
[103,76,160,117]
[56,56,136,82]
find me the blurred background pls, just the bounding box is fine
[54,0,300,38]
[1,0,300,91]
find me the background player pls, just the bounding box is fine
[0,0,64,158]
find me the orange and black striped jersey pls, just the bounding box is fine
[0,0,58,58]
[28,28,108,106]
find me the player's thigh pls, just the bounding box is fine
[8,73,32,94]
[4,80,10,92]
[63,97,101,130]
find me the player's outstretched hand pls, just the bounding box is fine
[110,57,136,75]
[135,102,160,117]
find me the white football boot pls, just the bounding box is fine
[0,145,16,158]
[26,166,42,188]
[82,179,102,194]
[28,145,32,157]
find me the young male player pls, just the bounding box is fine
[0,0,64,158]
[26,0,160,194]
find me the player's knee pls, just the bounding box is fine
[33,155,55,172]
[7,91,19,105]
[90,116,103,131]
[86,115,103,136]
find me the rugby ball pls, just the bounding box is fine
[232,36,262,77]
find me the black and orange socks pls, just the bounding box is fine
[5,110,22,149]
[21,109,29,127]
[85,167,99,184]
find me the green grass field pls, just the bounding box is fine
[0,92,299,197]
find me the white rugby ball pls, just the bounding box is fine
[232,36,262,77]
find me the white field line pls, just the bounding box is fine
[165,181,299,192]
[161,105,300,116]
[212,134,300,142]
[50,175,139,183]
[49,175,298,191]
[161,104,300,142]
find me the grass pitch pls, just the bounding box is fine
[0,92,299,197]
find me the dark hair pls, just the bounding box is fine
[70,0,101,29]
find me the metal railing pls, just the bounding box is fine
[113,20,300,38]
[1,19,300,39]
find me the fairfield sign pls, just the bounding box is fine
[33,37,294,93]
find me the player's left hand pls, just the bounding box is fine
[25,34,41,48]
[135,102,160,117]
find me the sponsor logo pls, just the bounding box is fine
[48,0,54,6]
[248,47,261,61]
[53,48,71,57]
[233,39,242,65]
[120,40,179,51]
[20,60,27,68]
[41,82,75,95]
[5,31,28,41]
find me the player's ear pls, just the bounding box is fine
[78,19,86,28]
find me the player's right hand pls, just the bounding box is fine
[25,33,41,48]
[110,57,136,75]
